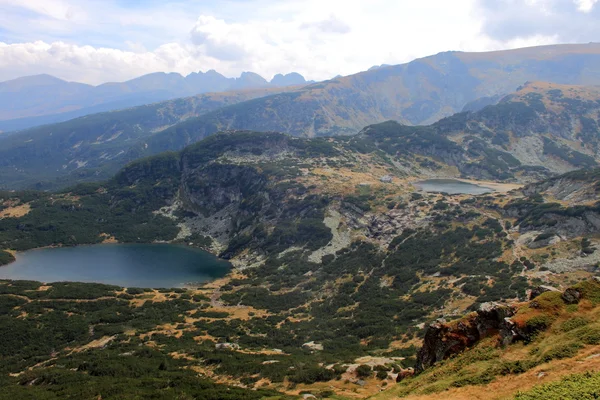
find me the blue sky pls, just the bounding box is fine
[0,0,598,84]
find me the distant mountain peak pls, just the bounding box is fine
[270,72,306,86]
[367,64,391,71]
[0,74,68,88]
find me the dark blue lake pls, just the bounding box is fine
[0,243,231,288]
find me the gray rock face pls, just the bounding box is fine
[215,342,240,350]
[562,288,583,304]
[529,285,560,300]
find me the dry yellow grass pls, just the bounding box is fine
[129,290,169,307]
[0,203,31,218]
[373,345,600,400]
[73,336,116,352]
[99,233,118,243]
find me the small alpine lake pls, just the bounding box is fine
[0,243,231,288]
[414,179,495,195]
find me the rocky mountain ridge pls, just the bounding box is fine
[0,70,310,131]
[2,80,600,190]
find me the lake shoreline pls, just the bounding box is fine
[1,239,221,268]
[406,176,523,193]
[0,242,232,288]
[411,177,523,194]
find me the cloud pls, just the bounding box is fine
[474,0,600,43]
[0,0,596,85]
[0,41,215,84]
[300,15,351,34]
[575,0,599,11]
[190,15,250,61]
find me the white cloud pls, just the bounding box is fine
[575,0,599,11]
[0,0,597,85]
[300,15,351,34]
[474,0,600,42]
[0,41,211,84]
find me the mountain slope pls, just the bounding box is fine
[2,43,600,188]
[2,80,599,189]
[2,43,599,133]
[0,86,302,189]
[0,70,309,131]
[1,131,600,397]
[140,43,600,140]
[374,278,600,400]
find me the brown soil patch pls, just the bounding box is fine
[202,271,247,290]
[73,336,116,352]
[140,323,184,340]
[0,203,31,218]
[129,290,169,307]
[99,233,118,244]
[291,377,390,399]
[4,249,17,257]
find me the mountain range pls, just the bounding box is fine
[0,70,309,132]
[1,79,599,190]
[1,43,600,189]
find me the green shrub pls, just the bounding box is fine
[0,250,15,266]
[126,287,145,295]
[560,317,589,332]
[376,370,389,380]
[356,365,372,378]
[497,360,539,375]
[540,342,583,363]
[195,311,229,319]
[525,314,555,336]
[571,280,600,304]
[572,326,600,345]
[515,371,600,400]
[288,366,336,384]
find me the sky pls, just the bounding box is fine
[0,0,598,85]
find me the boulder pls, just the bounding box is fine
[529,285,560,300]
[562,287,583,304]
[395,368,414,382]
[302,341,324,351]
[215,342,240,350]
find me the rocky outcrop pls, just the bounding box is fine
[415,303,516,373]
[416,279,600,373]
[562,287,583,304]
[529,285,560,300]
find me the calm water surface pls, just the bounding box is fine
[414,179,494,195]
[0,243,231,288]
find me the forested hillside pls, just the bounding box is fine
[1,128,599,397]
